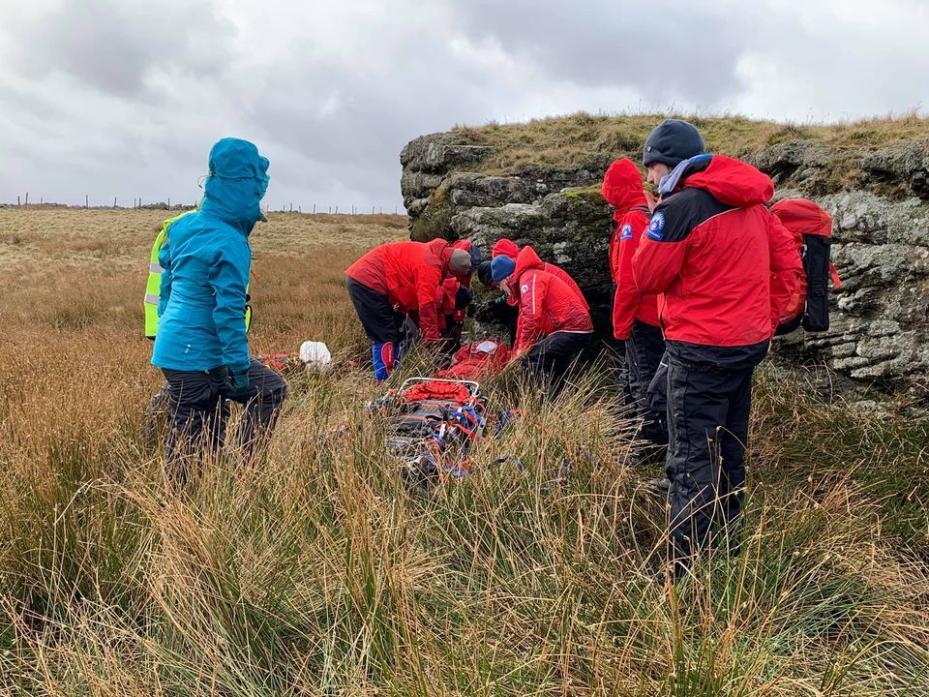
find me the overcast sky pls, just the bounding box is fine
[1,0,927,211]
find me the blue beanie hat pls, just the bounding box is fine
[491,255,516,284]
[643,119,705,168]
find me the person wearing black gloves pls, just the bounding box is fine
[151,138,287,487]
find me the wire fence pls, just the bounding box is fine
[3,193,404,216]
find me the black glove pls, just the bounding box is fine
[222,365,255,401]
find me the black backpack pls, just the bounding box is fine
[771,198,841,334]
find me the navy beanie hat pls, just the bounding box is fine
[454,286,473,310]
[476,260,494,287]
[491,255,516,284]
[643,119,705,168]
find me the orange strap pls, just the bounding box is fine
[829,262,842,290]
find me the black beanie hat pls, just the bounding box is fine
[476,260,494,287]
[642,119,705,168]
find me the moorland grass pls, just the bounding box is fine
[0,209,926,695]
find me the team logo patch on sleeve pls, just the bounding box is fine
[647,212,665,241]
[619,224,633,240]
[520,284,529,294]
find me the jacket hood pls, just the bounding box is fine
[429,238,454,271]
[601,158,647,213]
[683,154,774,207]
[771,198,833,238]
[200,138,270,233]
[510,245,544,291]
[492,238,520,259]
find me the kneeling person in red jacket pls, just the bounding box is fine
[492,247,593,395]
[345,239,472,381]
[492,237,589,311]
[633,119,802,576]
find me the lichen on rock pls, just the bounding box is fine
[400,118,929,404]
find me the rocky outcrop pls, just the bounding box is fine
[400,129,929,404]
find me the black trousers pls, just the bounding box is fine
[524,331,592,396]
[161,360,287,487]
[627,321,667,444]
[346,277,403,344]
[665,349,760,576]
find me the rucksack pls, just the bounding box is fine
[770,198,842,334]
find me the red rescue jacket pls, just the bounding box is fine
[507,246,593,354]
[435,277,466,332]
[345,238,452,342]
[632,155,803,347]
[770,198,841,327]
[601,158,661,339]
[493,237,588,310]
[491,238,520,259]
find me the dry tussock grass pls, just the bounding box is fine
[0,210,927,695]
[452,111,929,176]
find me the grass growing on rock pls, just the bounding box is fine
[451,111,929,177]
[0,209,928,694]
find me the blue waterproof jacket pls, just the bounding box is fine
[152,138,269,373]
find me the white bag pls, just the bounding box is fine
[299,341,332,370]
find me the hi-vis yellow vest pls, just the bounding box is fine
[144,210,252,339]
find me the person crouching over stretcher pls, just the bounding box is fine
[491,246,593,395]
[345,239,472,381]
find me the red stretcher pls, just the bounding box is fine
[369,338,520,488]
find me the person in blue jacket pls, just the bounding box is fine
[152,137,287,486]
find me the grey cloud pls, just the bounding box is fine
[243,30,518,208]
[16,0,234,97]
[1,0,928,211]
[449,0,750,105]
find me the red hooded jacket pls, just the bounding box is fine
[435,277,467,332]
[507,246,593,354]
[345,238,453,342]
[492,237,588,310]
[600,158,661,339]
[491,238,520,259]
[632,155,803,348]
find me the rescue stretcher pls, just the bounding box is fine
[366,339,522,489]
